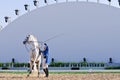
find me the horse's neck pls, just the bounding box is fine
[30,36,39,49]
[31,40,39,49]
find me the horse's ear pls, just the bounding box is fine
[27,34,31,37]
[28,35,30,37]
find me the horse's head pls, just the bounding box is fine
[23,34,36,45]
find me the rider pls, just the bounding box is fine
[42,43,49,77]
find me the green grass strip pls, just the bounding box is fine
[0,71,120,74]
[0,71,28,74]
[50,72,88,74]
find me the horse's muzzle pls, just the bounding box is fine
[23,40,26,44]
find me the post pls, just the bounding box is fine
[83,57,87,62]
[109,57,113,63]
[12,58,15,68]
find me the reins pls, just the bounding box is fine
[24,33,64,52]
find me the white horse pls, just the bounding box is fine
[23,34,41,77]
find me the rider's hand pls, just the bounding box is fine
[44,55,46,58]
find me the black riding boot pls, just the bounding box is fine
[43,69,47,76]
[46,68,49,77]
[43,68,49,77]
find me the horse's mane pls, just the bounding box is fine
[30,35,37,42]
[29,34,39,47]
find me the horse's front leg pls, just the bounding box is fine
[27,61,33,77]
[33,62,37,71]
[30,61,33,73]
[29,50,33,74]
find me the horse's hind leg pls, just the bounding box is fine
[37,55,41,77]
[27,71,31,77]
[37,61,40,77]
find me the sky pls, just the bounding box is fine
[0,0,119,28]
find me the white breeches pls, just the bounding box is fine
[42,58,48,69]
[42,54,48,69]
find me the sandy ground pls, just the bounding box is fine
[0,73,120,80]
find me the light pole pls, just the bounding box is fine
[24,4,30,12]
[108,0,111,6]
[44,0,47,4]
[54,0,57,3]
[15,9,20,16]
[118,0,120,6]
[33,0,39,8]
[4,16,11,23]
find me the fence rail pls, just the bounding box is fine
[0,62,119,70]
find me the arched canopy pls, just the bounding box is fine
[0,2,120,63]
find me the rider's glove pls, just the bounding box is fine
[44,55,46,58]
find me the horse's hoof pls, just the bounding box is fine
[27,74,30,78]
[38,74,40,77]
[38,75,40,78]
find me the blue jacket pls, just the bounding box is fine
[43,45,49,56]
[42,44,49,64]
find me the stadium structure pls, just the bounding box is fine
[0,2,120,64]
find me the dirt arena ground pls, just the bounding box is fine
[0,73,120,80]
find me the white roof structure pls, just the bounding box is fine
[0,2,120,63]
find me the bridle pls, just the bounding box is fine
[23,35,30,45]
